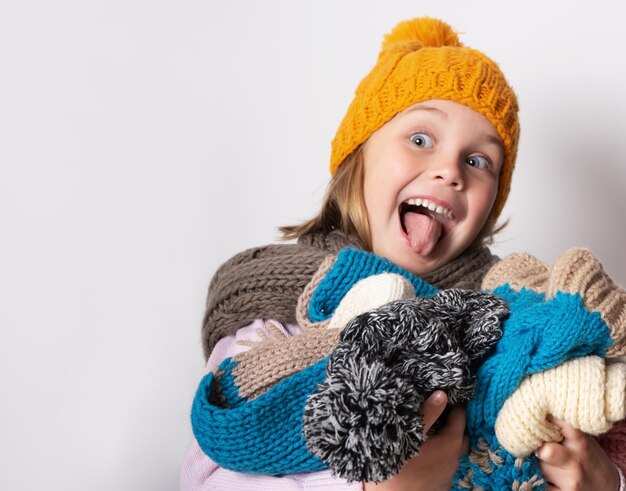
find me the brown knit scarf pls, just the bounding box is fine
[201,230,499,360]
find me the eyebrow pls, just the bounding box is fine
[403,104,448,119]
[480,133,505,152]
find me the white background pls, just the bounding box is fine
[1,1,625,490]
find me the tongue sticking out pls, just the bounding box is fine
[403,211,443,256]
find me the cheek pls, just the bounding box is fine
[468,183,498,226]
[362,175,375,216]
[364,171,400,227]
[363,185,384,232]
[362,163,389,221]
[485,181,499,213]
[481,186,498,213]
[362,178,393,253]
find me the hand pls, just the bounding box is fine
[536,416,619,491]
[364,391,469,491]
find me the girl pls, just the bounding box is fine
[182,17,625,491]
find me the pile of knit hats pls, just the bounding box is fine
[455,248,626,489]
[191,248,508,480]
[191,246,626,489]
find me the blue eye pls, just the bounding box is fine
[409,132,433,148]
[466,155,489,169]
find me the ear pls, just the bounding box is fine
[430,289,509,361]
[482,252,549,293]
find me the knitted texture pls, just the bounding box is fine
[326,273,416,330]
[495,356,626,457]
[307,248,438,323]
[296,255,337,330]
[229,325,342,401]
[304,289,508,482]
[191,356,328,473]
[483,247,626,358]
[330,17,519,220]
[201,231,364,359]
[482,252,549,294]
[227,271,417,401]
[201,230,497,359]
[452,248,626,490]
[453,285,613,490]
[548,248,626,357]
[201,241,329,360]
[421,245,500,290]
[192,249,507,479]
[230,273,416,401]
[193,246,624,488]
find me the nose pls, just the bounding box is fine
[429,156,464,189]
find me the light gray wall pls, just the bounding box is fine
[1,1,625,490]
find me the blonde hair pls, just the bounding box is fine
[279,147,371,249]
[279,146,508,250]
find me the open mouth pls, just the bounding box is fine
[399,198,454,255]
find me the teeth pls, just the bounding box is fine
[404,198,454,220]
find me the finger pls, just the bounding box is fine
[437,405,466,438]
[535,442,571,469]
[421,391,448,432]
[548,415,584,442]
[538,458,571,489]
[461,432,470,455]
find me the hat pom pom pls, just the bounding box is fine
[381,17,462,55]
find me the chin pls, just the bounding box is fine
[395,253,438,277]
[374,237,453,277]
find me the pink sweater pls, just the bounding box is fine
[181,319,625,491]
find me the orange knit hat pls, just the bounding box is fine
[330,17,520,220]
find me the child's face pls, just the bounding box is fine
[362,99,504,276]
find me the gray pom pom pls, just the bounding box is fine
[303,357,424,482]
